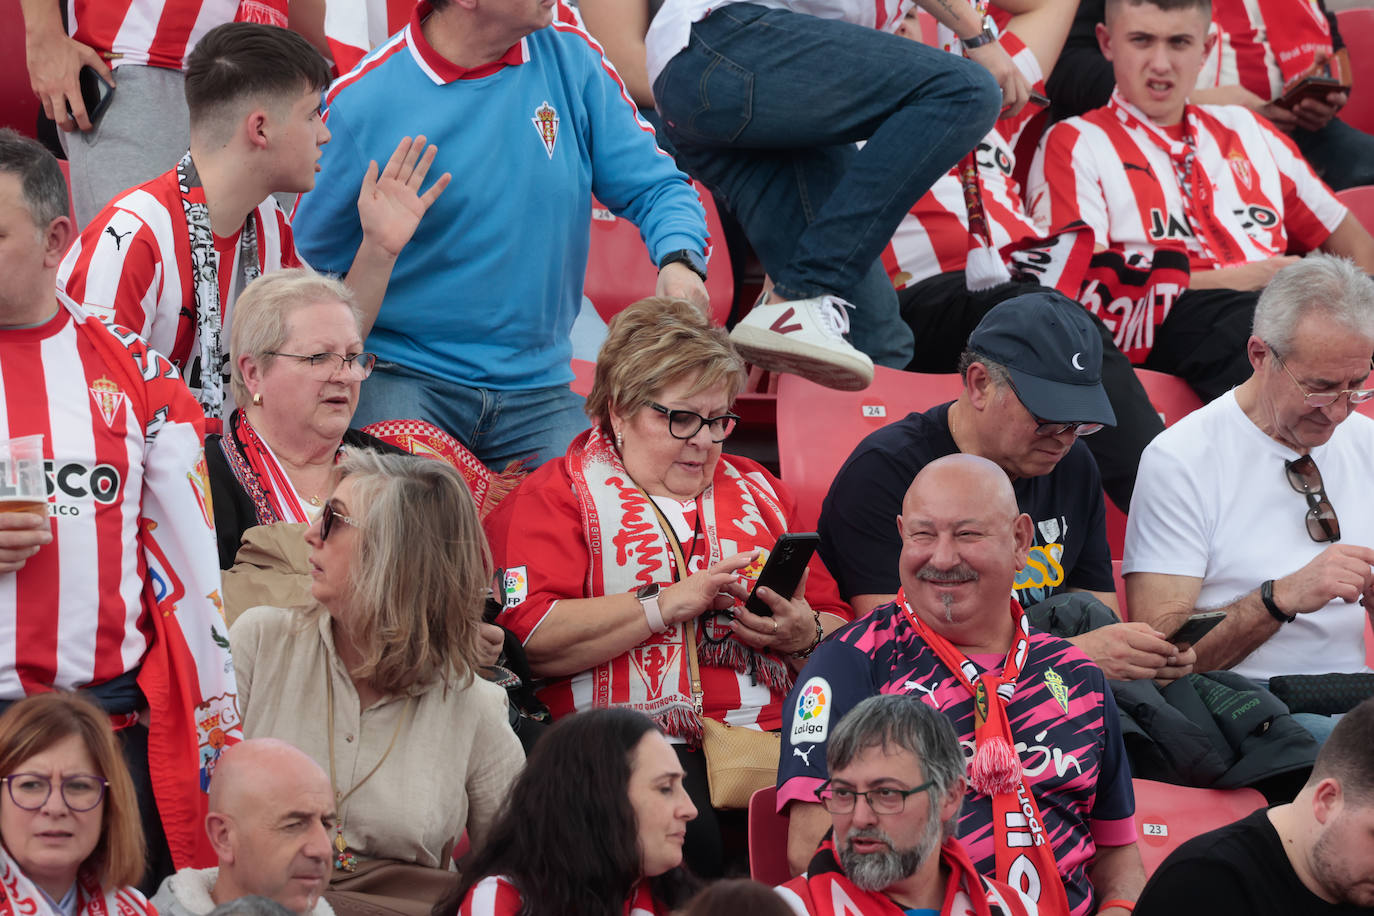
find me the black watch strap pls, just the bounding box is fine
[657,248,707,282]
[1260,579,1296,623]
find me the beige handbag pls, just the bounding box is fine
[650,497,783,809]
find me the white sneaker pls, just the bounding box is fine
[729,295,875,391]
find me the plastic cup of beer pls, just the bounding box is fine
[0,434,48,518]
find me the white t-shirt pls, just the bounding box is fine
[1123,390,1374,682]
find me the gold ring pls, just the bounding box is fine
[772,619,779,635]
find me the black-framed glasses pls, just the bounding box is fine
[320,501,361,541]
[1269,346,1374,408]
[815,779,935,815]
[3,773,107,811]
[645,401,740,442]
[1004,381,1103,438]
[1284,455,1341,543]
[265,351,378,379]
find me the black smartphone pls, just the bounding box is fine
[1276,75,1344,110]
[1168,610,1227,646]
[1028,90,1051,108]
[73,66,115,128]
[744,532,820,617]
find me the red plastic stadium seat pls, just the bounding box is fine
[1337,185,1374,235]
[1131,778,1266,876]
[584,183,733,327]
[0,0,40,138]
[748,785,793,886]
[1113,559,1128,622]
[570,358,596,397]
[1103,368,1205,558]
[776,366,965,530]
[1336,9,1374,135]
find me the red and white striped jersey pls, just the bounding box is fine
[69,0,239,71]
[1204,0,1333,100]
[57,166,301,410]
[323,0,416,75]
[882,33,1043,288]
[0,296,220,699]
[1027,92,1345,272]
[459,876,667,916]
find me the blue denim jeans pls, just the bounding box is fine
[1292,117,1374,191]
[652,3,1001,367]
[354,361,590,470]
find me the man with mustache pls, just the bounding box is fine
[776,694,1038,915]
[781,454,1147,915]
[151,740,337,916]
[820,291,1194,684]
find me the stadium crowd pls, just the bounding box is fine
[3,0,1374,912]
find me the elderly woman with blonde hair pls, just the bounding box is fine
[230,449,523,916]
[483,297,851,876]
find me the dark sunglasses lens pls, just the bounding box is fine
[1286,457,1322,493]
[321,504,334,541]
[1306,503,1340,542]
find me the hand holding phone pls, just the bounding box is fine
[744,533,820,616]
[70,66,115,130]
[1168,610,1226,647]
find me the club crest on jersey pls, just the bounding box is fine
[1044,667,1070,714]
[1227,152,1253,191]
[532,101,559,158]
[187,452,213,529]
[89,377,126,428]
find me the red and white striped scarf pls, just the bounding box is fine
[564,427,792,740]
[0,834,154,916]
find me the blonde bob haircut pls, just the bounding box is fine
[585,297,747,431]
[310,449,489,695]
[0,692,144,890]
[229,268,364,407]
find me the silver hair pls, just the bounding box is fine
[1253,255,1374,356]
[826,694,966,835]
[956,348,1012,387]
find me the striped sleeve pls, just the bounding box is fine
[458,876,524,916]
[1028,120,1108,243]
[57,211,165,338]
[1254,116,1346,248]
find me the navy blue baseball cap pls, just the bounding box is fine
[966,291,1116,426]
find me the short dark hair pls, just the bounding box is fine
[1104,0,1212,23]
[1310,696,1374,804]
[441,709,698,916]
[827,695,967,833]
[184,23,331,128]
[0,128,70,227]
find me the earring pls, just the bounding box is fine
[252,392,263,406]
[615,430,624,451]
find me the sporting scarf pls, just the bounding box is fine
[361,419,529,520]
[176,151,260,428]
[564,427,792,741]
[0,847,153,916]
[221,410,321,525]
[897,591,1070,916]
[781,835,1032,916]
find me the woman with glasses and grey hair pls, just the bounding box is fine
[206,268,391,571]
[483,296,851,877]
[0,693,152,916]
[230,450,523,916]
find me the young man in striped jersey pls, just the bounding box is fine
[57,22,446,432]
[0,128,239,890]
[1027,0,1374,402]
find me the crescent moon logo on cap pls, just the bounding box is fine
[1071,352,1085,371]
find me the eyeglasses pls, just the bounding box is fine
[3,773,107,811]
[265,351,378,379]
[320,501,362,541]
[1005,381,1103,438]
[645,401,740,442]
[1284,455,1341,543]
[1269,346,1374,408]
[814,779,935,815]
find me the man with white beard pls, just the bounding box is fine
[775,694,1038,915]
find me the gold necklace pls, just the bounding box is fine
[324,670,415,872]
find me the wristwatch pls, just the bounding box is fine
[961,16,997,49]
[657,249,708,282]
[1260,579,1296,623]
[637,582,668,633]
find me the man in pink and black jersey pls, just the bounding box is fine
[781,454,1145,916]
[57,22,444,432]
[0,129,239,890]
[1027,0,1374,404]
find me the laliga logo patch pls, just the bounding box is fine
[532,101,559,159]
[503,565,528,608]
[790,676,832,745]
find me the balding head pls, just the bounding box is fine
[896,455,1032,650]
[205,739,334,914]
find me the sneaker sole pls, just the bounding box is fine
[730,325,874,392]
